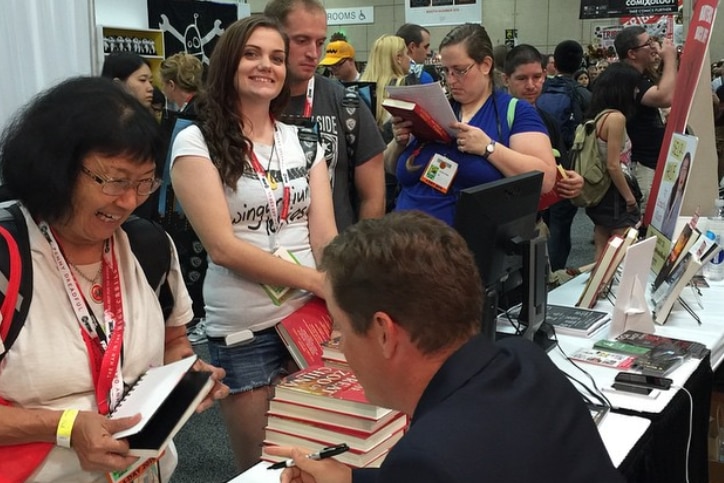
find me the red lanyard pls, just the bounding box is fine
[248,123,291,250]
[40,223,125,414]
[303,77,315,118]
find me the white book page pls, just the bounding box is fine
[385,83,458,138]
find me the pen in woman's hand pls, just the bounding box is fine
[267,443,350,470]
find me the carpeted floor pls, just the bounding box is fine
[170,208,596,482]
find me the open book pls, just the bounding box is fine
[384,83,457,143]
[275,297,333,369]
[110,355,213,457]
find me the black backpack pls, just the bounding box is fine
[0,203,173,362]
[537,76,584,149]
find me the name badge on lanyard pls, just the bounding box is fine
[420,153,459,194]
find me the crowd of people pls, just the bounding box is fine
[0,0,703,480]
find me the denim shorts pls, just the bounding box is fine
[207,328,290,393]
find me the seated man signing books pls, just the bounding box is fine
[266,211,624,483]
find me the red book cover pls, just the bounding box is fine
[274,366,389,419]
[275,297,333,369]
[537,164,567,211]
[382,98,453,144]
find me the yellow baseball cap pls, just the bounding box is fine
[319,41,355,66]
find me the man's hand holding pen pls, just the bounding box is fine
[265,444,352,483]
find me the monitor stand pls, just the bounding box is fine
[495,326,556,353]
[482,287,556,353]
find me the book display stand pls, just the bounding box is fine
[611,237,656,337]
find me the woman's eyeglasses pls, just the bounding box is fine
[81,166,161,196]
[440,63,476,80]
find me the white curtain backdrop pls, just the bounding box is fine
[0,0,94,130]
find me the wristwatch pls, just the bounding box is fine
[482,140,496,159]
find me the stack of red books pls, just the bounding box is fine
[264,366,407,468]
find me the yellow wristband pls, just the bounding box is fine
[56,409,79,448]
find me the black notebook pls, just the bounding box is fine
[110,355,213,457]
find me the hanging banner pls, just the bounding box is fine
[147,0,238,65]
[644,0,719,226]
[580,0,678,19]
[592,23,624,50]
[405,0,481,27]
[588,1,682,53]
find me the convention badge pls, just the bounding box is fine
[261,247,301,306]
[106,455,162,483]
[420,154,458,194]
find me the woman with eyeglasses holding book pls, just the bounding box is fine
[385,23,556,226]
[0,77,227,482]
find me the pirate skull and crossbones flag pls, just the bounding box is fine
[147,0,237,65]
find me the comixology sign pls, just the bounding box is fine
[580,0,679,19]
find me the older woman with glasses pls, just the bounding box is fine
[385,23,556,226]
[0,76,227,482]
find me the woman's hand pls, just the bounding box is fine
[626,199,639,213]
[305,269,326,300]
[192,359,229,413]
[390,116,413,147]
[71,412,142,472]
[557,170,584,199]
[451,122,488,155]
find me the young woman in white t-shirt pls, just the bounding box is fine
[170,16,337,471]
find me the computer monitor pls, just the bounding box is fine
[454,171,553,352]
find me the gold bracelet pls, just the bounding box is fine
[56,409,79,448]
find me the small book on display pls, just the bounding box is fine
[110,355,212,457]
[502,303,610,337]
[615,330,709,360]
[593,338,684,376]
[650,234,718,324]
[569,348,637,369]
[576,234,625,309]
[599,227,639,290]
[653,222,700,290]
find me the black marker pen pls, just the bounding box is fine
[267,443,350,470]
